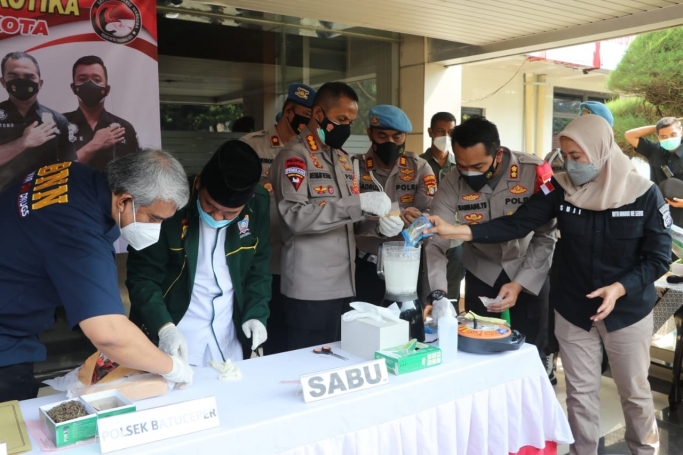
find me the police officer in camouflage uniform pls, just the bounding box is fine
[425,117,557,359]
[355,105,436,304]
[270,82,391,350]
[240,82,316,355]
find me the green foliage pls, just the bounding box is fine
[160,103,244,131]
[608,28,683,117]
[606,97,660,158]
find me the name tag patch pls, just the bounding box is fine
[611,210,644,217]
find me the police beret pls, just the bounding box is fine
[201,140,262,208]
[275,111,283,122]
[368,105,412,133]
[287,83,316,109]
[580,101,614,127]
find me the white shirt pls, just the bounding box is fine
[177,219,243,367]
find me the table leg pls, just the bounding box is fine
[669,308,683,410]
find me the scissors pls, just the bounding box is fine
[313,345,348,360]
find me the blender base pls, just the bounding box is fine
[381,296,425,342]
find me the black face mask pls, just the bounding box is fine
[73,80,109,108]
[374,141,404,165]
[6,78,39,101]
[460,159,497,192]
[317,111,351,150]
[288,112,310,135]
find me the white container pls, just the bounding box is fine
[341,316,409,360]
[438,315,459,363]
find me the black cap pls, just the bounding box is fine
[200,140,262,208]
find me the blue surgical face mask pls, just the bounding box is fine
[564,160,599,186]
[197,198,234,229]
[660,137,682,151]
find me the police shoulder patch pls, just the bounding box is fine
[660,203,673,229]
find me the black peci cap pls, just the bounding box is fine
[200,140,262,208]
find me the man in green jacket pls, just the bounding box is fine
[126,140,271,366]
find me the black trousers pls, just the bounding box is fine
[464,270,549,357]
[446,245,465,301]
[284,296,350,351]
[0,362,40,402]
[355,255,385,305]
[263,275,288,355]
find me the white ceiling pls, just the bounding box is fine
[201,0,683,63]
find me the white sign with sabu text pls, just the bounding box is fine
[97,396,219,453]
[300,359,389,403]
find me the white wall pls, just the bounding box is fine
[461,65,525,151]
[461,63,610,154]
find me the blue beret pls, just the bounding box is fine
[287,83,316,109]
[368,105,412,133]
[580,101,614,127]
[275,111,283,122]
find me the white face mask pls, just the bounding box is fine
[433,135,452,153]
[118,199,162,251]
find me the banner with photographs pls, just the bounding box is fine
[0,0,159,196]
[0,0,159,252]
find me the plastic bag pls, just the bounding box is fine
[45,368,172,400]
[402,216,434,247]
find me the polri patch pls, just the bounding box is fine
[285,157,306,191]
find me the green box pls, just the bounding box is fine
[39,399,98,448]
[375,341,442,375]
[81,390,136,419]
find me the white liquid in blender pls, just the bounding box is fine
[384,257,420,295]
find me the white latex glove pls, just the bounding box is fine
[431,297,457,325]
[242,319,267,351]
[359,192,391,217]
[161,355,194,389]
[158,324,188,362]
[379,215,404,237]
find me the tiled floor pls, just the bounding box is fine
[556,361,683,455]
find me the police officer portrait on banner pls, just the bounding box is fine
[0,51,75,194]
[127,141,271,367]
[64,55,140,172]
[240,82,317,356]
[425,117,557,363]
[270,82,391,351]
[0,151,194,402]
[355,104,436,305]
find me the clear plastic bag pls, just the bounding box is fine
[402,216,434,247]
[44,368,172,401]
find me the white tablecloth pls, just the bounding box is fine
[19,343,573,454]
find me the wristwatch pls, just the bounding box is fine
[428,289,447,304]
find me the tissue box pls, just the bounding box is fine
[81,390,136,419]
[39,399,98,448]
[341,316,409,360]
[375,342,442,375]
